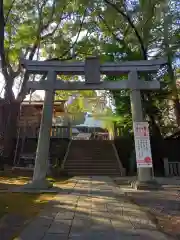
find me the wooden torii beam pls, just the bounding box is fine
[20,56,167,190]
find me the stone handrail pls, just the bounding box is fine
[112,142,126,177]
[61,140,72,169]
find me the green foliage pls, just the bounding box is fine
[2,0,94,99]
[96,0,180,136]
[55,90,96,113]
[1,0,180,137]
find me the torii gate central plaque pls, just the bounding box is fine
[21,57,166,189]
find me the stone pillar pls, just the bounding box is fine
[25,71,56,189]
[129,71,153,183]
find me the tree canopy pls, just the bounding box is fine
[0,0,179,138]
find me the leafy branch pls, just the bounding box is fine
[18,7,88,100]
[104,0,147,59]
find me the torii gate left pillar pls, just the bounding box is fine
[30,71,56,189]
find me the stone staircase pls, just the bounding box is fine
[63,140,125,176]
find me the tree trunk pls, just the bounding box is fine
[173,98,180,126]
[0,100,21,166]
[149,115,162,139]
[142,92,163,139]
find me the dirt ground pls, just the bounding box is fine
[115,177,180,239]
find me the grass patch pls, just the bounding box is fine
[0,192,56,218]
[0,169,70,190]
[0,192,57,240]
[0,170,71,218]
[0,169,72,239]
[0,176,30,190]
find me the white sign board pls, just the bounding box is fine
[133,122,152,168]
[73,133,91,140]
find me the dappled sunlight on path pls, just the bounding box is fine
[17,176,173,240]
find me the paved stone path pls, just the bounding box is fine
[18,177,172,240]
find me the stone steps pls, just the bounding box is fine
[64,140,124,176]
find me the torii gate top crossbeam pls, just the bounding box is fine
[22,57,167,91]
[21,57,167,75]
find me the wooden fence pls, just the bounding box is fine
[163,158,180,176]
[19,126,70,138]
[51,126,70,138]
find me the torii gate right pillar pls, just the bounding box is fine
[129,71,158,188]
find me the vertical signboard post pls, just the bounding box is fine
[133,122,153,168]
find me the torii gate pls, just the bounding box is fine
[21,57,166,189]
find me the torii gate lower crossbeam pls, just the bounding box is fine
[21,57,166,190]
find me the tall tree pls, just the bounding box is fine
[94,0,180,137]
[0,0,89,163]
